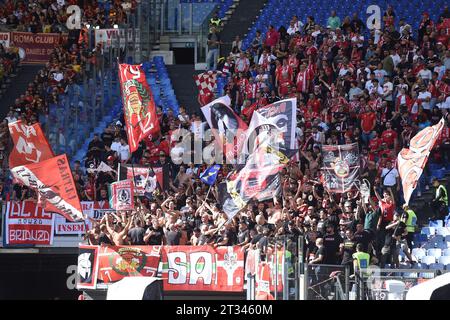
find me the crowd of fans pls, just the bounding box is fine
[81,6,450,273]
[0,0,136,32]
[0,1,449,274]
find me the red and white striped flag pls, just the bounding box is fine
[194,71,221,96]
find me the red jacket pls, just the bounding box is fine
[265,29,279,47]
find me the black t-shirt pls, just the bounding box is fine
[146,226,164,245]
[99,233,113,246]
[393,221,407,238]
[128,227,145,245]
[237,229,250,244]
[101,132,114,147]
[323,233,343,265]
[225,229,237,246]
[341,238,357,265]
[354,230,371,251]
[166,230,181,245]
[251,233,263,245]
[315,246,326,262]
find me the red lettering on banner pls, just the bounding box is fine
[162,246,244,292]
[5,201,54,245]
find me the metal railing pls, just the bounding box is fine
[355,267,449,300]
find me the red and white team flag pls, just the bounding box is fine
[10,154,84,221]
[194,71,222,106]
[398,118,445,205]
[118,63,160,153]
[8,120,54,168]
[109,180,135,211]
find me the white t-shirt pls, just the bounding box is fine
[418,68,432,81]
[418,91,432,110]
[438,96,450,109]
[382,81,393,101]
[111,141,121,153]
[381,167,399,186]
[117,144,130,161]
[287,25,299,35]
[370,85,384,96]
[391,54,401,68]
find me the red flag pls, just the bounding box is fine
[242,101,258,120]
[10,154,84,221]
[109,180,135,211]
[118,63,160,153]
[8,120,54,168]
[194,71,219,97]
[398,118,445,205]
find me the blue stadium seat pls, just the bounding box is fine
[436,227,450,237]
[438,256,450,266]
[429,220,444,228]
[427,248,442,258]
[429,263,445,271]
[421,227,436,236]
[412,248,426,260]
[421,256,437,266]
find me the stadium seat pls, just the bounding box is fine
[421,227,436,236]
[443,248,450,256]
[429,263,445,271]
[438,256,450,266]
[421,256,436,265]
[436,227,450,236]
[427,248,442,258]
[413,233,428,247]
[429,220,444,228]
[411,248,426,260]
[430,235,444,244]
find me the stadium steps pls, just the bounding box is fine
[409,170,450,226]
[167,64,199,115]
[0,65,41,119]
[219,0,268,56]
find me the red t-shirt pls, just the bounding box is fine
[360,112,376,133]
[368,137,382,151]
[379,200,395,223]
[381,129,397,147]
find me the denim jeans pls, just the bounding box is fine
[361,131,374,147]
[206,48,219,71]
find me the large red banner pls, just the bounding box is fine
[161,246,245,292]
[11,32,65,64]
[97,245,161,284]
[118,63,160,153]
[10,154,84,221]
[4,201,54,246]
[8,120,54,168]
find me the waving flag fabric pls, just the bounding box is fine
[10,154,84,221]
[320,143,360,193]
[200,164,221,185]
[201,95,248,164]
[398,118,445,205]
[119,63,160,153]
[8,120,54,168]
